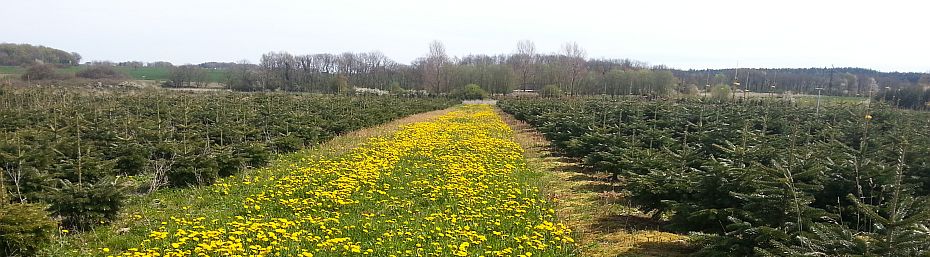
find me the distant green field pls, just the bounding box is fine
[0,66,24,74]
[0,65,227,83]
[793,95,869,106]
[114,66,170,80]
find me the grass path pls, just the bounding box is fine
[46,105,574,257]
[497,109,692,257]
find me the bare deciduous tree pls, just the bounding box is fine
[514,40,537,91]
[560,42,587,96]
[421,40,449,93]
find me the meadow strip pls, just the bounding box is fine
[107,105,574,257]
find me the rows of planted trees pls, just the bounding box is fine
[0,87,453,243]
[500,98,930,256]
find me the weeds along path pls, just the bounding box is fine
[498,110,690,257]
[52,105,574,257]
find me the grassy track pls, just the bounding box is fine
[45,105,574,257]
[498,109,691,257]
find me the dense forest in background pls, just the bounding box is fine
[0,43,81,66]
[674,68,928,97]
[225,41,674,95]
[3,42,929,99]
[218,41,930,99]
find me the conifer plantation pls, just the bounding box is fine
[3,1,930,255]
[500,98,930,255]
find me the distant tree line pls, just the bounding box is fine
[5,41,927,99]
[231,41,930,98]
[0,43,81,66]
[19,64,130,82]
[11,57,232,87]
[873,76,930,110]
[674,67,928,97]
[226,40,681,96]
[164,65,209,88]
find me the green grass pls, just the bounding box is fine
[113,66,170,80]
[42,106,575,257]
[792,95,869,106]
[0,66,24,74]
[40,109,445,256]
[0,66,228,83]
[112,67,228,82]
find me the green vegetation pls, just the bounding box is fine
[791,95,869,106]
[451,83,489,99]
[0,67,21,75]
[539,84,562,98]
[0,88,454,233]
[248,43,682,95]
[20,64,61,80]
[501,98,930,256]
[0,66,228,83]
[873,85,930,110]
[75,65,128,80]
[0,202,56,257]
[709,84,731,101]
[113,66,173,81]
[0,43,81,66]
[120,66,226,83]
[43,105,575,257]
[676,67,926,97]
[502,112,689,256]
[331,74,351,94]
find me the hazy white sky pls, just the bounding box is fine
[3,0,927,72]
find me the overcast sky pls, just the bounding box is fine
[3,0,927,72]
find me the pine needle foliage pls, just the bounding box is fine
[501,98,930,255]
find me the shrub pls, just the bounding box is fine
[214,143,272,178]
[113,143,150,176]
[0,203,56,257]
[453,84,488,100]
[874,86,930,110]
[710,84,731,101]
[332,74,351,94]
[924,89,930,109]
[539,85,562,98]
[388,81,405,94]
[166,65,209,88]
[50,156,116,187]
[240,143,271,168]
[167,155,218,187]
[76,65,128,79]
[50,179,126,229]
[682,84,700,96]
[271,134,303,153]
[19,64,58,81]
[215,147,246,177]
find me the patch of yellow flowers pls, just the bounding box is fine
[114,105,574,256]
